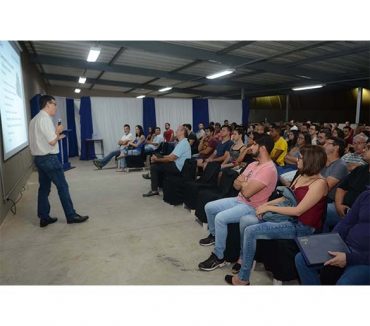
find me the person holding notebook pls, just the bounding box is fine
[295,189,370,285]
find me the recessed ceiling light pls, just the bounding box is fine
[206,69,235,79]
[159,87,173,92]
[136,95,145,99]
[74,88,81,94]
[292,84,324,91]
[78,77,87,84]
[87,47,101,62]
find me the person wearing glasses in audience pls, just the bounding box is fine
[225,145,328,285]
[341,134,368,172]
[323,143,370,232]
[29,95,89,227]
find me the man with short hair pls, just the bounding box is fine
[317,128,332,146]
[269,124,288,167]
[198,135,278,271]
[93,124,134,169]
[343,125,354,147]
[183,123,198,155]
[143,125,191,197]
[198,125,233,169]
[144,127,164,154]
[163,122,175,142]
[323,143,370,232]
[309,124,319,145]
[321,137,349,203]
[196,123,206,140]
[29,95,89,227]
[341,134,368,171]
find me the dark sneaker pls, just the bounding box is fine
[225,275,250,285]
[93,159,102,170]
[198,253,226,271]
[231,263,241,274]
[199,234,215,246]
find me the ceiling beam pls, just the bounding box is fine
[29,54,255,88]
[42,73,235,98]
[286,43,370,67]
[103,41,341,81]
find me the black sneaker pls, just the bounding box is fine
[199,234,215,246]
[40,217,58,228]
[142,173,151,180]
[93,159,102,170]
[199,253,226,271]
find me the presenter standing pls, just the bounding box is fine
[29,95,89,227]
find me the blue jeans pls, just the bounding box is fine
[295,252,370,285]
[34,154,76,220]
[238,221,314,281]
[98,149,120,167]
[118,148,141,168]
[322,203,342,232]
[205,197,259,259]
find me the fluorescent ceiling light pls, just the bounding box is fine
[206,69,234,79]
[78,77,87,84]
[87,47,101,62]
[159,87,172,92]
[292,84,324,91]
[74,88,81,94]
[136,95,145,99]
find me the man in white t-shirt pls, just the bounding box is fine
[144,127,164,154]
[93,124,134,169]
[29,95,89,227]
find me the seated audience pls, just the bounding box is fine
[163,122,175,142]
[197,125,233,170]
[278,132,311,176]
[145,127,155,142]
[295,189,370,285]
[323,142,370,232]
[225,145,328,285]
[270,124,288,167]
[343,125,354,147]
[341,134,368,171]
[332,127,345,140]
[142,125,191,197]
[196,123,206,140]
[286,129,299,152]
[197,126,218,160]
[214,122,222,141]
[321,137,349,203]
[93,124,134,169]
[197,135,277,271]
[309,124,319,145]
[317,128,331,146]
[183,123,198,155]
[144,127,164,155]
[221,127,248,170]
[116,125,146,172]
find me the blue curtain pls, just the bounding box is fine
[143,97,156,135]
[30,94,41,118]
[66,98,79,157]
[192,99,209,131]
[242,98,250,127]
[79,96,95,160]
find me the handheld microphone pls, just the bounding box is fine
[57,119,62,126]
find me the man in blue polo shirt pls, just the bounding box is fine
[143,125,191,197]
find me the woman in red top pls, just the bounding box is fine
[225,145,328,285]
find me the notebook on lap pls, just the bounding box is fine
[295,233,350,266]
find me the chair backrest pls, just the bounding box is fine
[218,169,239,196]
[181,159,197,181]
[200,161,220,184]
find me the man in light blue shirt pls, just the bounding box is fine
[143,125,191,197]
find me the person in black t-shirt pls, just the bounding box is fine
[323,143,370,232]
[183,123,198,155]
